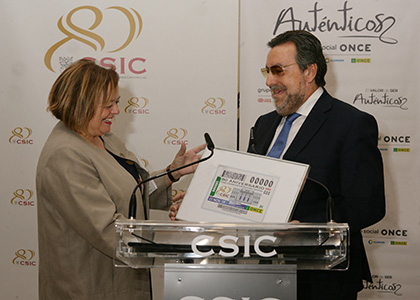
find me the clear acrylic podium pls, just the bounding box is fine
[115,220,349,300]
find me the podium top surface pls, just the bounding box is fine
[116,220,349,230]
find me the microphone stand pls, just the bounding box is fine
[306,177,335,223]
[128,133,215,220]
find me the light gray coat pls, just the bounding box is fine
[36,121,171,300]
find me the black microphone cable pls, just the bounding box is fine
[306,177,335,223]
[128,133,215,220]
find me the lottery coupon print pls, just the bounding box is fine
[177,147,309,223]
[201,166,279,222]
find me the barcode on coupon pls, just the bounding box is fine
[217,204,247,215]
[221,170,246,181]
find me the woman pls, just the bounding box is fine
[36,59,205,300]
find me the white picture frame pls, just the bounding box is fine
[177,147,310,223]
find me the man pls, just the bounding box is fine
[248,30,386,299]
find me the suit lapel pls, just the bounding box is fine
[259,114,282,155]
[284,91,332,160]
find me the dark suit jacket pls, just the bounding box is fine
[248,90,386,298]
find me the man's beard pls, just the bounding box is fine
[272,85,306,116]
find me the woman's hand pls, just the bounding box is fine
[166,142,206,183]
[169,192,185,221]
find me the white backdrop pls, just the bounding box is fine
[1,0,419,299]
[239,1,420,299]
[0,1,238,299]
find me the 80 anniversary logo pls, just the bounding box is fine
[9,127,33,144]
[44,6,144,75]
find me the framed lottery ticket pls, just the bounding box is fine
[176,147,310,223]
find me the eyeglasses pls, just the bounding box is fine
[261,63,297,78]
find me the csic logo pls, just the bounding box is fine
[201,97,226,115]
[44,6,145,76]
[216,186,232,198]
[124,97,150,115]
[164,128,189,146]
[11,189,35,207]
[12,249,36,267]
[9,127,33,145]
[191,235,278,258]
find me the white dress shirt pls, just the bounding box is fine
[267,87,324,159]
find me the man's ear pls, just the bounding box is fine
[304,63,317,83]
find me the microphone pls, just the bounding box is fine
[204,132,215,151]
[306,177,335,223]
[128,133,215,220]
[249,127,257,154]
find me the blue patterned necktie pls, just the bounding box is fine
[267,112,301,158]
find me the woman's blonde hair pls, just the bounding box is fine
[48,59,119,132]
